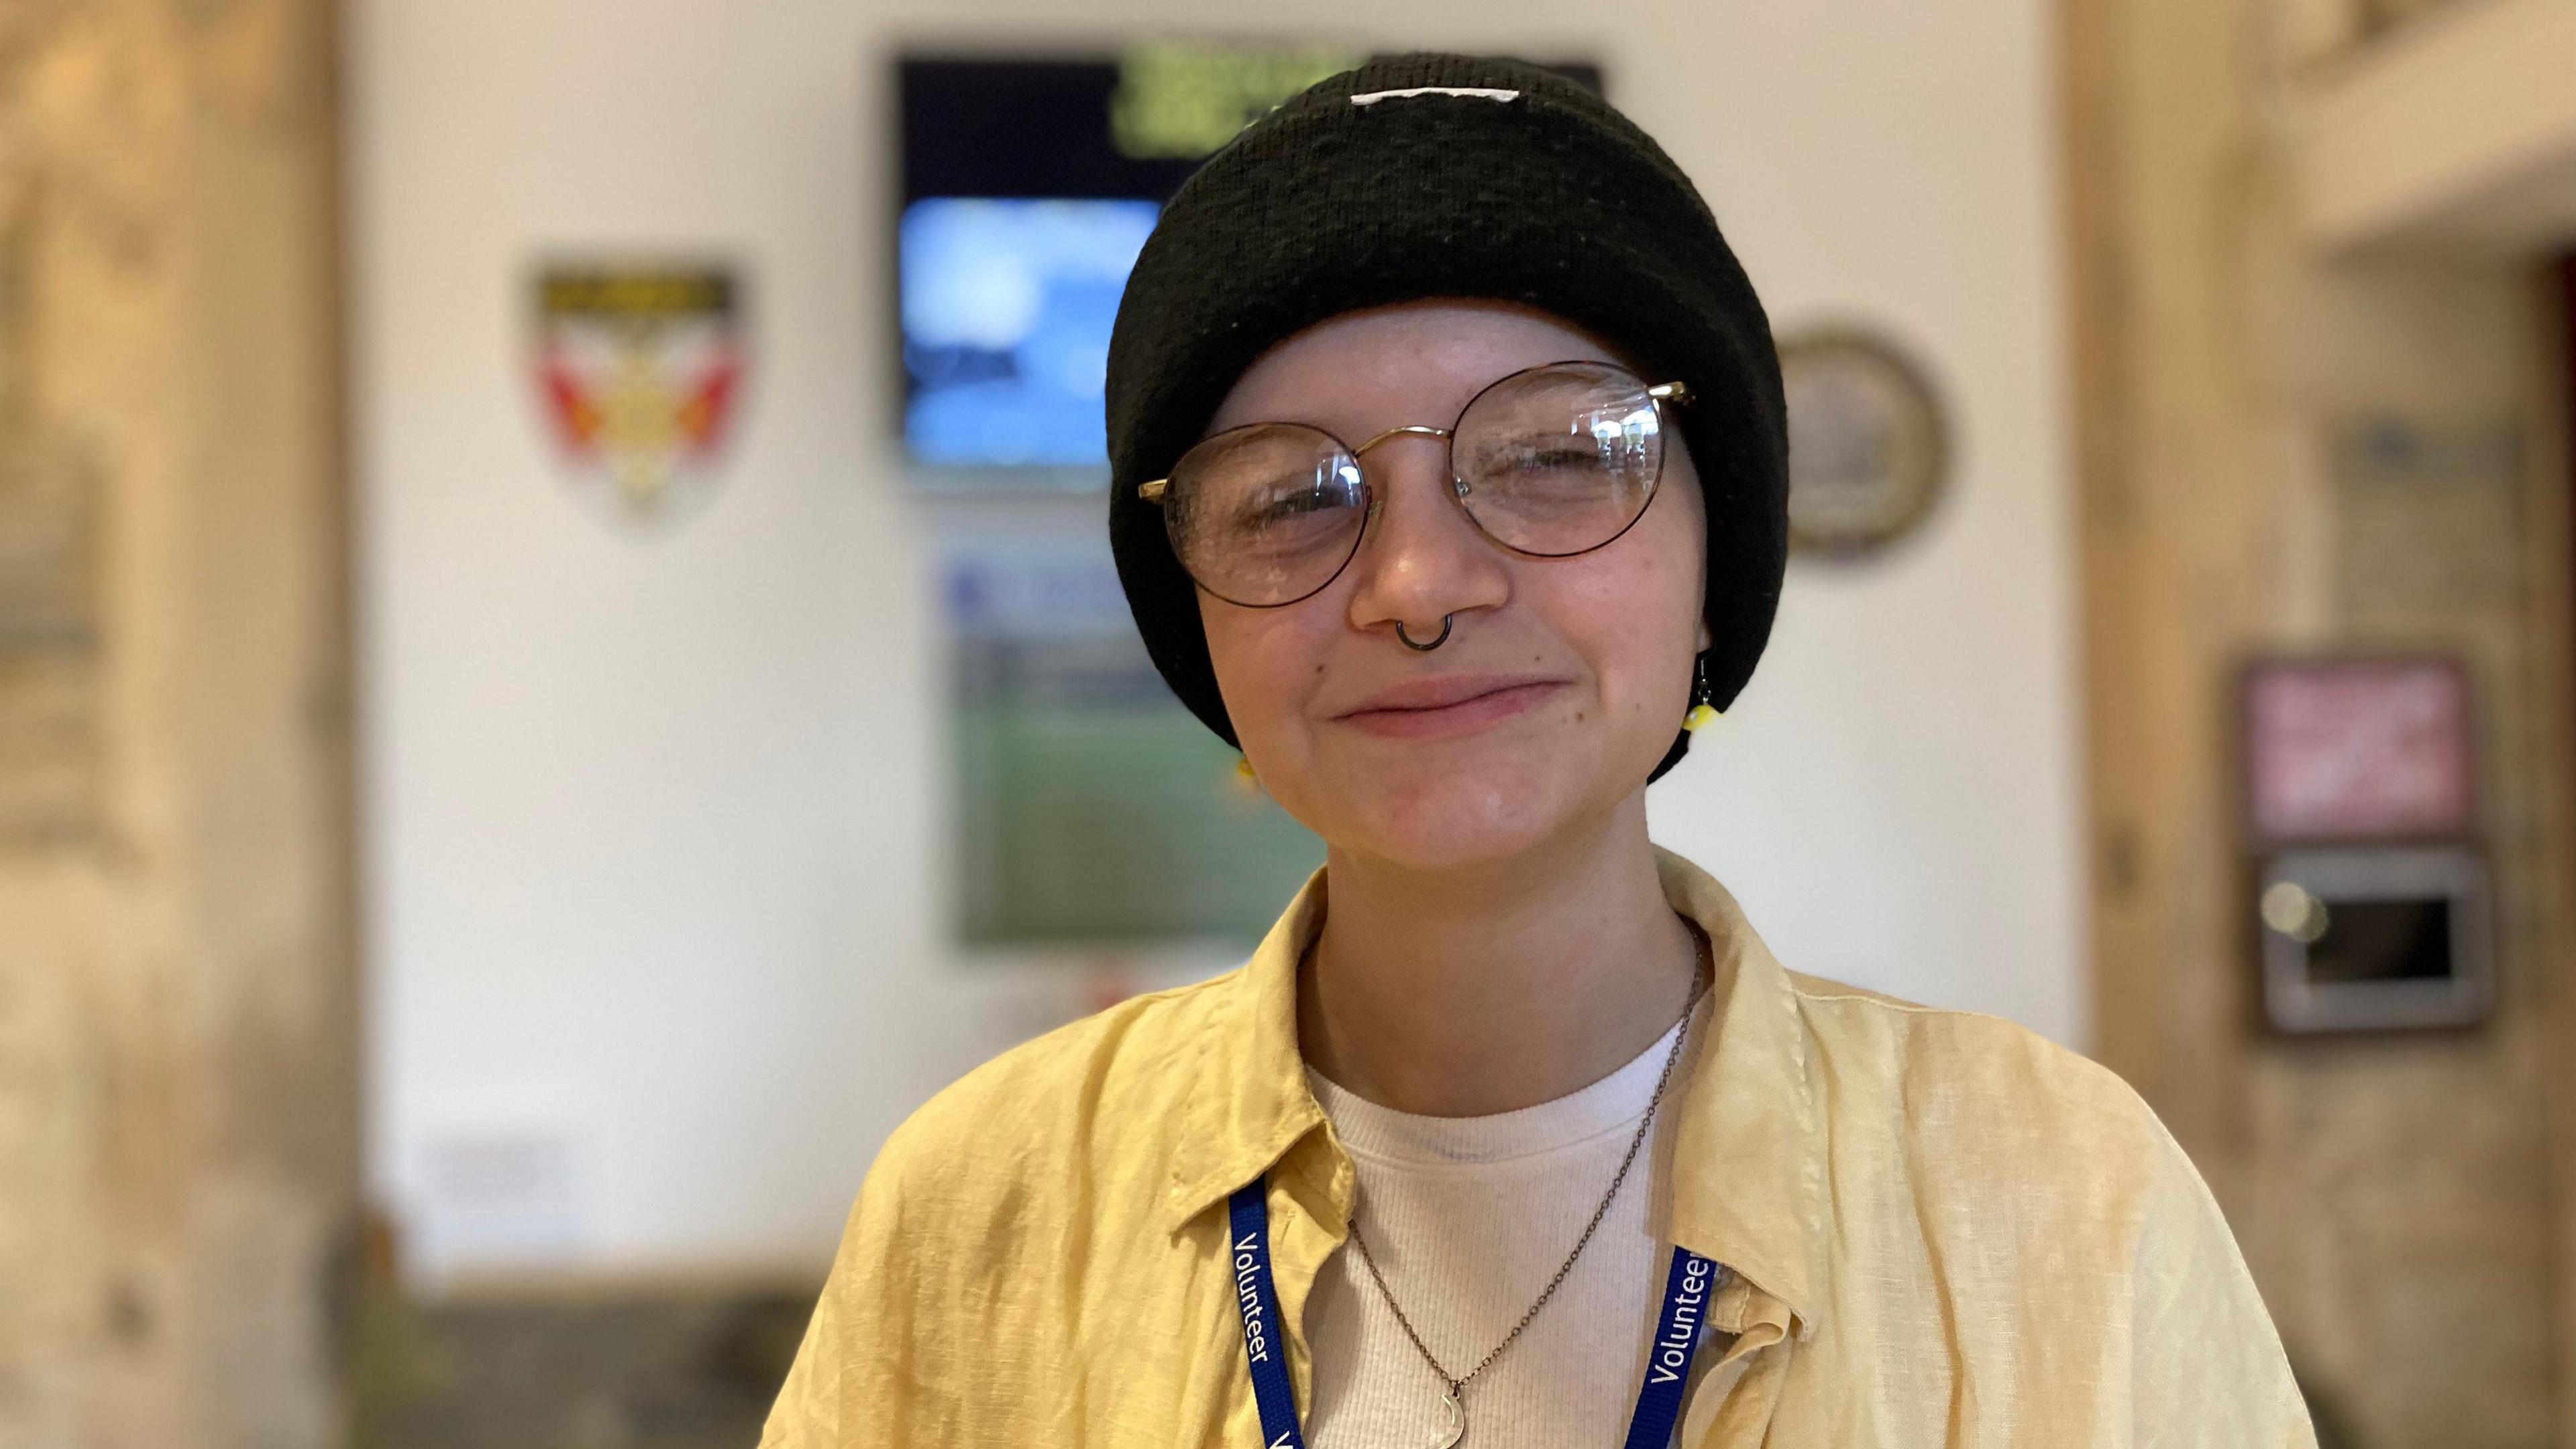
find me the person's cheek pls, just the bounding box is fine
[1210,611,1318,796]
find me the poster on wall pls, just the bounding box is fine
[2239,655,2473,845]
[942,530,1322,946]
[530,262,747,529]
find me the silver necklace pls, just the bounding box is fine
[1343,938,1709,1448]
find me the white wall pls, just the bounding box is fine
[352,0,2080,1283]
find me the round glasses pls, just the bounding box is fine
[1138,360,1691,608]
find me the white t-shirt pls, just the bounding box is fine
[1303,999,1711,1448]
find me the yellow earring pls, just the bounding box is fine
[1236,755,1257,781]
[1684,651,1719,731]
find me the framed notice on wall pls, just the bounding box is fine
[2239,654,2474,847]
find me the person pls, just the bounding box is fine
[763,53,2314,1448]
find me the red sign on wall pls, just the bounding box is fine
[2242,657,2473,845]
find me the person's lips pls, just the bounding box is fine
[1330,674,1570,741]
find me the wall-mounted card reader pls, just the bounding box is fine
[2257,845,2491,1033]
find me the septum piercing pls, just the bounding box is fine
[1395,614,1454,652]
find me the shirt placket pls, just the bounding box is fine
[1266,1130,1358,1440]
[1676,1270,1798,1446]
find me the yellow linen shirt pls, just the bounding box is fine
[763,848,2315,1447]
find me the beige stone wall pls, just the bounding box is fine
[2068,0,2576,1444]
[0,2,355,1446]
[2273,0,2484,72]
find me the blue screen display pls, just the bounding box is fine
[900,198,1161,470]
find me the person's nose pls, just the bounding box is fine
[1341,434,1511,646]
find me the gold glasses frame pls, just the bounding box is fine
[1136,360,1692,609]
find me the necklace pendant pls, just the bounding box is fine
[1429,1383,1464,1449]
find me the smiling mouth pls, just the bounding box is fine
[1333,680,1568,741]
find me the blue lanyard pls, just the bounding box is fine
[1226,1181,1715,1448]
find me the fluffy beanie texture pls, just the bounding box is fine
[1104,52,1787,780]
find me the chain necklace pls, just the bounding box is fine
[1342,934,1710,1448]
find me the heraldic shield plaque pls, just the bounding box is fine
[533,264,745,527]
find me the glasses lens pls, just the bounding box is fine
[1163,423,1368,606]
[1452,362,1664,556]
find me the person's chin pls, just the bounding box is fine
[1335,753,1586,871]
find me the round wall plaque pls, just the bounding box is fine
[1777,328,1948,561]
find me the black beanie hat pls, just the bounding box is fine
[1105,52,1787,781]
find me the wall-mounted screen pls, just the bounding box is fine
[904,47,1601,948]
[900,198,1159,469]
[896,49,1601,489]
[944,533,1324,945]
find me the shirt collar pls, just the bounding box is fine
[1161,845,1831,1334]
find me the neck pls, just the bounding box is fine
[1298,800,1703,1116]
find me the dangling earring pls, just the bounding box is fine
[1684,652,1721,733]
[1234,755,1260,791]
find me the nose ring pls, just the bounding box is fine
[1395,614,1454,652]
